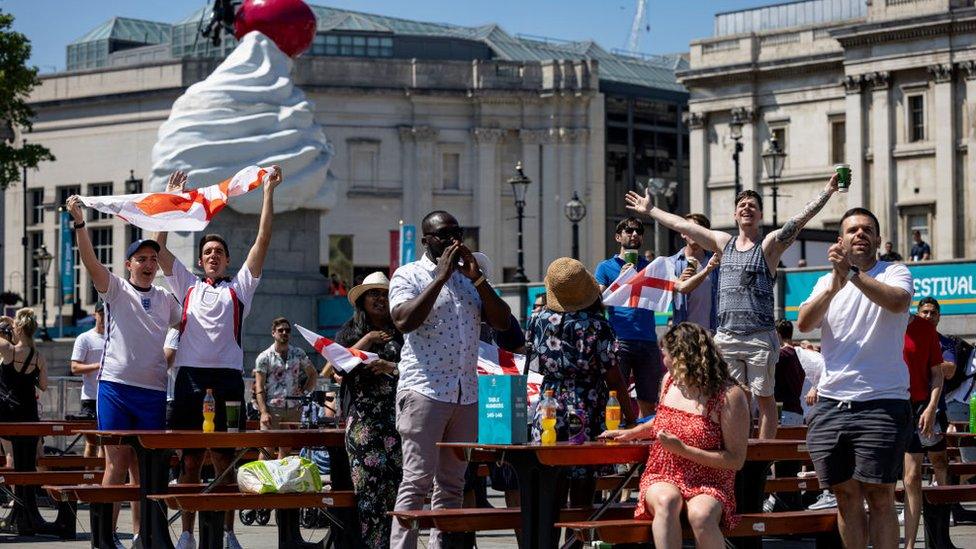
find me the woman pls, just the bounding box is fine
[601,322,749,549]
[527,258,636,504]
[0,309,48,467]
[333,272,403,548]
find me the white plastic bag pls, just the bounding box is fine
[237,457,323,494]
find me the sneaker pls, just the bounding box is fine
[808,491,837,510]
[130,535,141,549]
[175,531,197,549]
[763,495,777,513]
[898,509,905,525]
[114,535,126,549]
[224,531,243,549]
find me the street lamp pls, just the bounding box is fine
[730,111,745,197]
[124,169,142,194]
[32,245,53,341]
[564,192,587,260]
[762,136,787,226]
[508,161,531,283]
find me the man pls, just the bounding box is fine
[879,241,903,262]
[666,213,720,333]
[773,319,805,427]
[595,218,661,417]
[68,194,182,548]
[910,230,931,261]
[154,166,282,549]
[627,175,839,438]
[902,309,950,549]
[71,301,105,457]
[643,250,655,263]
[388,210,511,549]
[254,317,316,457]
[797,207,913,549]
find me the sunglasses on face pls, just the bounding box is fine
[276,328,291,334]
[364,289,388,299]
[620,226,644,235]
[426,227,463,241]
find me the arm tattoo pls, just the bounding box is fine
[775,188,832,244]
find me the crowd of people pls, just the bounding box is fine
[0,165,974,549]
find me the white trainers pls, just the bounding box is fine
[224,531,243,549]
[898,509,905,525]
[808,491,838,510]
[113,535,126,549]
[175,531,197,549]
[763,495,777,513]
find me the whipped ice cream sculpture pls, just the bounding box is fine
[148,29,334,214]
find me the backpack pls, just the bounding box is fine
[943,335,975,394]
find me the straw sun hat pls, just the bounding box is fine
[347,272,390,306]
[544,257,602,313]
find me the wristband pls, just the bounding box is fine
[72,221,86,230]
[473,275,487,288]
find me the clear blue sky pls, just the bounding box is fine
[4,0,774,73]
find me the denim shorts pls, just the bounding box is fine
[806,398,912,487]
[615,339,664,403]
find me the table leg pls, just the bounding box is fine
[276,509,322,549]
[137,447,174,549]
[197,510,224,549]
[91,501,116,549]
[508,452,563,549]
[5,436,44,536]
[320,445,360,549]
[922,501,952,549]
[731,460,771,549]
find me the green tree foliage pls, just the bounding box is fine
[0,10,53,190]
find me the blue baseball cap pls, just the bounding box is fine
[125,239,160,260]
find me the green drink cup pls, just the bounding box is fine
[835,163,852,193]
[623,249,639,266]
[225,401,241,432]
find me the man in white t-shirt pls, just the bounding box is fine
[797,207,914,549]
[154,166,281,549]
[70,300,105,457]
[67,194,183,547]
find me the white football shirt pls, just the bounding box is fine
[71,328,104,400]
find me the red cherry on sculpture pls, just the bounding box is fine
[234,0,317,58]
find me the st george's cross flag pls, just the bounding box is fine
[601,256,677,312]
[295,324,379,373]
[78,165,270,232]
[477,341,545,406]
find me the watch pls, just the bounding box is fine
[846,266,860,281]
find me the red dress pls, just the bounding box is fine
[634,376,739,530]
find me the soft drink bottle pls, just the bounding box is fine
[605,390,621,431]
[567,403,587,445]
[969,390,976,434]
[540,389,557,445]
[202,388,216,433]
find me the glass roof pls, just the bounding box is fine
[70,17,172,45]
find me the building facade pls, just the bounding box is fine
[679,0,976,265]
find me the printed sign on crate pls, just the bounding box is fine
[478,375,528,445]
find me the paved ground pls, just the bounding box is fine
[5,495,976,547]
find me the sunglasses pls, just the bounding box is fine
[275,328,291,334]
[426,227,464,241]
[619,226,644,235]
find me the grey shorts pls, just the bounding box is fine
[806,398,912,487]
[714,330,778,397]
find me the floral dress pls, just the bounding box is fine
[526,309,617,479]
[635,374,739,530]
[335,320,403,549]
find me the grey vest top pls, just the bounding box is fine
[717,238,775,335]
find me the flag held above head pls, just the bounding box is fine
[294,324,378,373]
[602,256,677,312]
[77,165,270,232]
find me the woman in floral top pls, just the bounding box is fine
[527,258,636,504]
[334,272,403,549]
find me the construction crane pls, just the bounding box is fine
[627,0,649,53]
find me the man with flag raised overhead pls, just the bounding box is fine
[152,166,282,549]
[626,175,839,439]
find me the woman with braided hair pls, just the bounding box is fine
[600,322,749,549]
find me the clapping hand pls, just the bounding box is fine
[828,240,850,291]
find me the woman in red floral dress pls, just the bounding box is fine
[600,322,750,548]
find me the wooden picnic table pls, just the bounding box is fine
[80,429,352,549]
[0,420,96,538]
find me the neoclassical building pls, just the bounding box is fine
[679,0,976,264]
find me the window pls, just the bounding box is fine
[57,185,81,207]
[315,33,392,57]
[88,182,113,221]
[28,189,44,225]
[28,231,43,306]
[89,227,113,302]
[771,126,788,153]
[127,225,143,244]
[908,95,925,142]
[349,141,379,187]
[441,152,460,190]
[830,119,846,164]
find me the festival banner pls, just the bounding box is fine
[399,224,416,266]
[59,210,75,304]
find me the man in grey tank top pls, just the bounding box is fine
[626,175,839,438]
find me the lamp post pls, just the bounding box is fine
[508,161,531,283]
[730,111,744,197]
[564,192,587,260]
[762,136,787,226]
[124,169,142,194]
[33,245,53,341]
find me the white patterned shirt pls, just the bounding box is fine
[389,254,482,404]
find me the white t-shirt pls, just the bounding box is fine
[800,261,913,402]
[99,273,182,392]
[165,258,260,371]
[795,346,825,415]
[164,328,180,402]
[71,328,105,401]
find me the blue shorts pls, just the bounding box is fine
[97,380,167,431]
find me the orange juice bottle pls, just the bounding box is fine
[540,389,557,445]
[202,388,216,433]
[605,390,621,431]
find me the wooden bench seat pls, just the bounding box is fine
[36,455,103,469]
[44,483,236,503]
[764,476,821,493]
[594,474,640,492]
[0,470,102,486]
[390,503,637,533]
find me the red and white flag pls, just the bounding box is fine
[477,342,544,406]
[295,324,378,373]
[602,256,676,312]
[78,165,270,232]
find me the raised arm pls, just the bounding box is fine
[153,171,188,276]
[244,165,282,278]
[625,189,730,253]
[674,252,721,294]
[66,196,110,294]
[797,242,847,332]
[765,175,838,258]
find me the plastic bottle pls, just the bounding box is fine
[605,390,621,431]
[202,388,216,433]
[540,389,557,445]
[567,400,587,445]
[970,390,976,434]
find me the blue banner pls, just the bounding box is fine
[399,224,416,265]
[783,261,976,320]
[59,210,75,304]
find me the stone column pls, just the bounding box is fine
[868,71,896,244]
[566,128,591,265]
[930,63,956,259]
[685,111,708,216]
[844,74,868,208]
[519,129,547,280]
[963,61,976,259]
[732,107,758,193]
[540,129,561,270]
[472,127,505,281]
[413,126,438,223]
[398,127,418,225]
